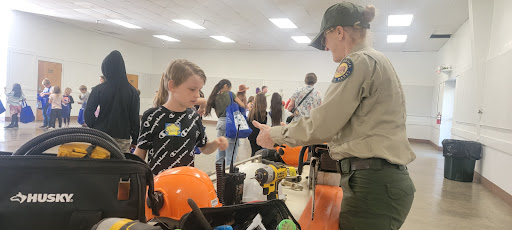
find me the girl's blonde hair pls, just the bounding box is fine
[79,85,87,91]
[65,87,72,94]
[153,59,206,107]
[53,86,61,94]
[42,78,50,86]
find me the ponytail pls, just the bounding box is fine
[205,79,231,116]
[153,72,169,107]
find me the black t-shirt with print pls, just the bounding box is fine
[138,106,207,175]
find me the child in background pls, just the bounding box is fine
[4,83,26,128]
[61,87,74,127]
[77,85,89,126]
[246,95,254,117]
[48,86,63,129]
[78,85,90,107]
[39,78,53,128]
[247,93,268,156]
[135,59,228,176]
[247,96,254,111]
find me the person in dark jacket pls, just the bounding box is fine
[85,50,140,152]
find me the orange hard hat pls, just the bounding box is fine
[145,166,221,221]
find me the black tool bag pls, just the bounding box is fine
[179,199,301,230]
[0,128,158,230]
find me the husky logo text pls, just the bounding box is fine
[10,192,74,203]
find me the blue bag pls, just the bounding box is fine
[37,94,47,110]
[0,100,5,115]
[61,104,70,118]
[77,108,85,125]
[20,101,35,123]
[225,92,252,138]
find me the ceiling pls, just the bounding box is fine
[10,0,469,52]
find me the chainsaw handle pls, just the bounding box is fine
[187,198,212,230]
[298,146,311,176]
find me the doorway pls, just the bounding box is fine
[439,79,456,144]
[37,60,62,121]
[127,74,138,89]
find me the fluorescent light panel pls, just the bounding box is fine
[291,36,311,43]
[173,19,205,29]
[269,18,297,28]
[210,36,235,43]
[153,35,180,42]
[388,14,413,26]
[108,19,141,29]
[387,35,407,43]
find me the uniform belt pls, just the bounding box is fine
[336,158,406,174]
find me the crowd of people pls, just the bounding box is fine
[2,51,323,176]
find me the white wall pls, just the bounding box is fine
[5,10,436,140]
[386,52,436,140]
[435,0,512,196]
[6,11,156,116]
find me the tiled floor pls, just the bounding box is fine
[1,121,512,229]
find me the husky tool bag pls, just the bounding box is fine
[179,199,301,230]
[0,128,159,230]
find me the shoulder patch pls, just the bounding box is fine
[332,58,354,83]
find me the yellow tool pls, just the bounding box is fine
[58,143,110,159]
[254,162,288,200]
[92,218,162,230]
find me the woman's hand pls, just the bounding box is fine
[252,120,275,149]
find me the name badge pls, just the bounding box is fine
[165,123,181,136]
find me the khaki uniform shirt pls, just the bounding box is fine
[270,44,416,165]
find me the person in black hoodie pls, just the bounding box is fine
[85,50,140,152]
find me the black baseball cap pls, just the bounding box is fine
[309,2,370,50]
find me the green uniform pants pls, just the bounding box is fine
[339,165,415,230]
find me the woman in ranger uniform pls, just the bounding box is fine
[252,2,416,229]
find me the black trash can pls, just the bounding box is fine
[442,139,482,182]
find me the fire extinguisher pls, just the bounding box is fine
[436,113,442,124]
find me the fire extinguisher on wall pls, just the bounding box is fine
[436,113,442,124]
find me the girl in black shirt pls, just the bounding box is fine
[135,59,228,175]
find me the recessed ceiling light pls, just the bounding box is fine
[388,14,414,26]
[291,36,311,43]
[387,35,408,43]
[153,35,180,42]
[210,36,235,43]
[173,20,205,29]
[73,2,97,8]
[107,19,141,29]
[269,18,297,29]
